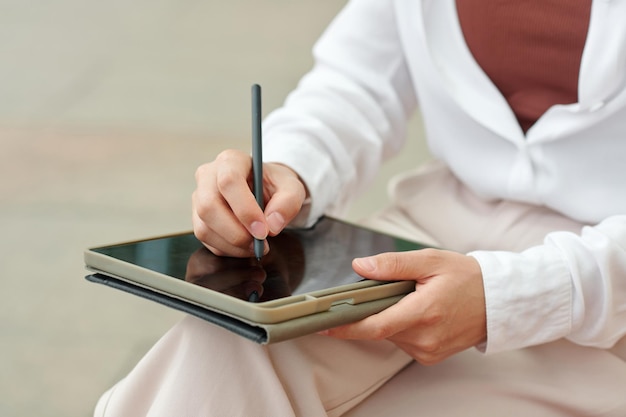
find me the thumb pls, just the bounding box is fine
[352,250,435,281]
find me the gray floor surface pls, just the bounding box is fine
[0,1,428,416]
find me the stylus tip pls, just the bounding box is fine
[248,291,260,303]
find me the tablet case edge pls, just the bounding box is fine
[86,273,405,344]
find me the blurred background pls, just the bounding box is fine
[0,1,428,416]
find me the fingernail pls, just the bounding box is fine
[267,212,285,234]
[354,257,376,272]
[250,221,267,240]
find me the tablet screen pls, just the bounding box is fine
[90,217,426,303]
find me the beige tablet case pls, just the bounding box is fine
[84,217,422,344]
[86,271,408,344]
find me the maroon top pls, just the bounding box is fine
[456,0,592,133]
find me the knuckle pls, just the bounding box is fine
[421,308,444,327]
[420,248,443,264]
[193,227,211,246]
[205,244,226,257]
[216,149,244,164]
[215,149,233,161]
[216,168,238,193]
[377,253,404,275]
[416,354,445,366]
[396,344,443,366]
[230,230,252,248]
[379,252,419,277]
[194,196,218,221]
[194,163,210,181]
[417,337,441,354]
[387,254,404,274]
[368,323,394,341]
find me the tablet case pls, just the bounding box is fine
[84,216,427,343]
[86,272,406,344]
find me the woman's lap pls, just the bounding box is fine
[96,162,626,416]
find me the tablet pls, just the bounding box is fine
[85,216,429,343]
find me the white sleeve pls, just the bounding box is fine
[469,215,626,354]
[261,0,416,226]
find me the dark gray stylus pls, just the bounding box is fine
[251,84,264,261]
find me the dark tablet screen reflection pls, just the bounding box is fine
[185,232,305,302]
[91,217,427,303]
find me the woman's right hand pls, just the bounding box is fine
[192,149,308,258]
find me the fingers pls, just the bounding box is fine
[193,149,307,257]
[262,163,308,236]
[322,291,423,340]
[192,206,267,257]
[352,248,443,281]
[212,150,268,240]
[322,291,463,365]
[193,151,264,257]
[391,339,456,366]
[324,316,458,366]
[325,250,487,365]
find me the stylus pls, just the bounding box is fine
[251,84,264,261]
[248,291,260,303]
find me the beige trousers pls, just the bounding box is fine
[95,162,626,416]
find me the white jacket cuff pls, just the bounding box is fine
[469,246,572,354]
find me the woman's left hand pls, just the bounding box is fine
[323,249,487,365]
